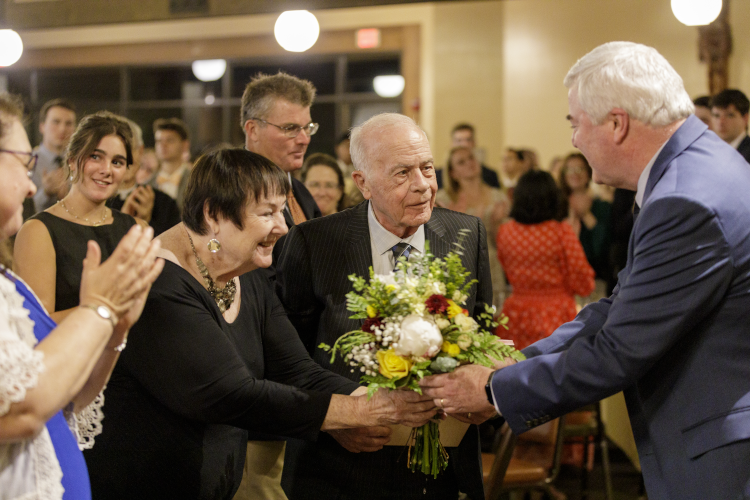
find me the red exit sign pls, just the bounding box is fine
[357,28,381,49]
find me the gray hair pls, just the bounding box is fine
[240,72,316,127]
[564,41,694,127]
[125,118,144,149]
[350,113,427,174]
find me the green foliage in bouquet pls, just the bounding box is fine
[320,230,524,477]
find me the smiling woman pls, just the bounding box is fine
[14,111,140,325]
[82,147,438,499]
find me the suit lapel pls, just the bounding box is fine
[344,202,373,282]
[425,212,450,258]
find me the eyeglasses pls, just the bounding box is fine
[305,181,341,191]
[0,149,38,178]
[252,118,319,138]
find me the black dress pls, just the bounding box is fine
[84,263,360,499]
[31,211,137,311]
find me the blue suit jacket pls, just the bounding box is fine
[493,116,750,499]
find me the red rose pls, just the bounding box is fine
[425,294,449,314]
[362,317,383,333]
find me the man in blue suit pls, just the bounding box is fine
[421,41,750,499]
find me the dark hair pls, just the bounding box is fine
[240,72,316,128]
[0,93,24,143]
[182,148,289,235]
[153,117,190,141]
[301,152,346,213]
[692,95,711,108]
[64,111,134,182]
[510,170,561,224]
[558,152,592,198]
[39,98,75,124]
[451,122,475,136]
[711,89,750,116]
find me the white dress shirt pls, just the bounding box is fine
[367,202,425,275]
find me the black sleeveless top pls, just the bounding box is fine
[31,210,137,311]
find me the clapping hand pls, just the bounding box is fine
[79,224,164,327]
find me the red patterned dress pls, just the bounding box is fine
[496,219,595,349]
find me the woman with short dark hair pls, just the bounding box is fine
[497,170,595,349]
[83,147,436,499]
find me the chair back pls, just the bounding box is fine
[482,422,517,500]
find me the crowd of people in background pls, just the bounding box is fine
[3,59,750,499]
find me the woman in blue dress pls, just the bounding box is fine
[0,93,164,499]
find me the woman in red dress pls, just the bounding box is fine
[497,170,594,349]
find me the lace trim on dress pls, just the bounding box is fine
[31,428,65,500]
[65,391,105,450]
[0,273,44,417]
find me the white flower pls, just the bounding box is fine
[435,317,451,330]
[394,314,444,358]
[454,313,478,332]
[375,273,398,288]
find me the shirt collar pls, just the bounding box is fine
[35,143,57,162]
[730,131,748,150]
[367,201,425,256]
[635,140,669,208]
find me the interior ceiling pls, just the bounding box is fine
[3,0,491,30]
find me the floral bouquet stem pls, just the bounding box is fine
[408,420,449,478]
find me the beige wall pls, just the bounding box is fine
[430,0,750,174]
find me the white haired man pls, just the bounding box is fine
[421,41,750,499]
[277,113,493,500]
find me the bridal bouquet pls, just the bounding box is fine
[320,232,524,477]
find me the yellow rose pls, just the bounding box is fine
[376,349,413,379]
[366,305,377,318]
[446,299,463,319]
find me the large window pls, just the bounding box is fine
[2,54,402,158]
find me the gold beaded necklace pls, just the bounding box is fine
[185,229,236,313]
[59,198,109,226]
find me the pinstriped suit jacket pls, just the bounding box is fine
[276,201,492,500]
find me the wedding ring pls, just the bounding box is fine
[468,413,472,418]
[440,398,445,408]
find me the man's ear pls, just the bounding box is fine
[742,113,749,130]
[243,120,258,145]
[351,170,371,200]
[610,108,630,145]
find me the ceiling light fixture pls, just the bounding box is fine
[671,0,722,26]
[274,10,320,53]
[192,59,227,82]
[0,30,24,67]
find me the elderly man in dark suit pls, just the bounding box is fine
[276,113,494,500]
[421,41,750,500]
